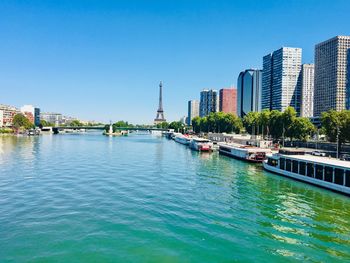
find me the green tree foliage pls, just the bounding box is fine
[268,110,283,139]
[156,122,169,129]
[12,113,34,130]
[321,110,350,143]
[69,120,83,127]
[243,107,316,141]
[39,120,53,127]
[289,117,316,141]
[191,116,201,133]
[191,112,242,134]
[169,121,184,132]
[243,112,260,134]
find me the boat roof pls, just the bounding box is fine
[270,154,350,169]
[219,143,271,152]
[192,138,210,142]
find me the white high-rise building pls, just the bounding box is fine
[300,64,315,117]
[262,47,302,115]
[199,89,219,117]
[187,100,199,125]
[314,36,350,116]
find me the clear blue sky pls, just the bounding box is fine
[0,0,349,124]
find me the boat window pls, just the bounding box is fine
[280,158,285,170]
[286,159,291,172]
[306,163,314,177]
[292,160,299,174]
[299,162,306,176]
[220,147,231,152]
[268,158,277,166]
[334,168,344,185]
[315,165,324,180]
[346,170,350,187]
[324,166,333,183]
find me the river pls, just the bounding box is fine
[0,133,349,262]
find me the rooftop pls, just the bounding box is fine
[276,154,350,169]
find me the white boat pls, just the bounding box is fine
[263,149,350,195]
[174,134,191,145]
[189,138,213,152]
[171,132,182,140]
[219,143,271,163]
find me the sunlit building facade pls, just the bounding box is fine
[262,47,302,115]
[200,89,219,117]
[314,36,350,116]
[187,100,199,125]
[300,64,315,117]
[219,88,237,115]
[237,69,262,117]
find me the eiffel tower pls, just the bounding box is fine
[154,81,166,124]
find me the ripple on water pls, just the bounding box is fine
[0,134,350,262]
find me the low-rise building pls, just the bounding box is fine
[40,112,63,126]
[0,104,21,127]
[20,105,41,126]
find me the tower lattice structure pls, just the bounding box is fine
[154,81,166,124]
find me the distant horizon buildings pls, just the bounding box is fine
[0,104,20,127]
[314,36,350,116]
[219,88,237,115]
[262,47,302,115]
[20,105,40,126]
[300,64,315,117]
[237,69,262,117]
[187,100,199,125]
[40,112,63,126]
[199,89,219,117]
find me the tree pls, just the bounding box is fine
[192,116,201,133]
[69,120,83,127]
[243,112,260,135]
[290,117,316,141]
[12,113,33,130]
[282,107,297,139]
[169,121,184,132]
[39,120,53,128]
[259,109,270,137]
[156,122,169,129]
[268,110,283,140]
[321,110,350,154]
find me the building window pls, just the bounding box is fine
[299,162,306,176]
[334,168,344,185]
[324,166,333,183]
[315,165,324,180]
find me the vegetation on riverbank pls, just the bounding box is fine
[242,107,315,141]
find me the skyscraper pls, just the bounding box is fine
[219,88,237,114]
[347,49,350,110]
[300,64,315,117]
[237,69,262,117]
[200,89,219,117]
[187,100,199,125]
[314,36,350,116]
[262,47,302,114]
